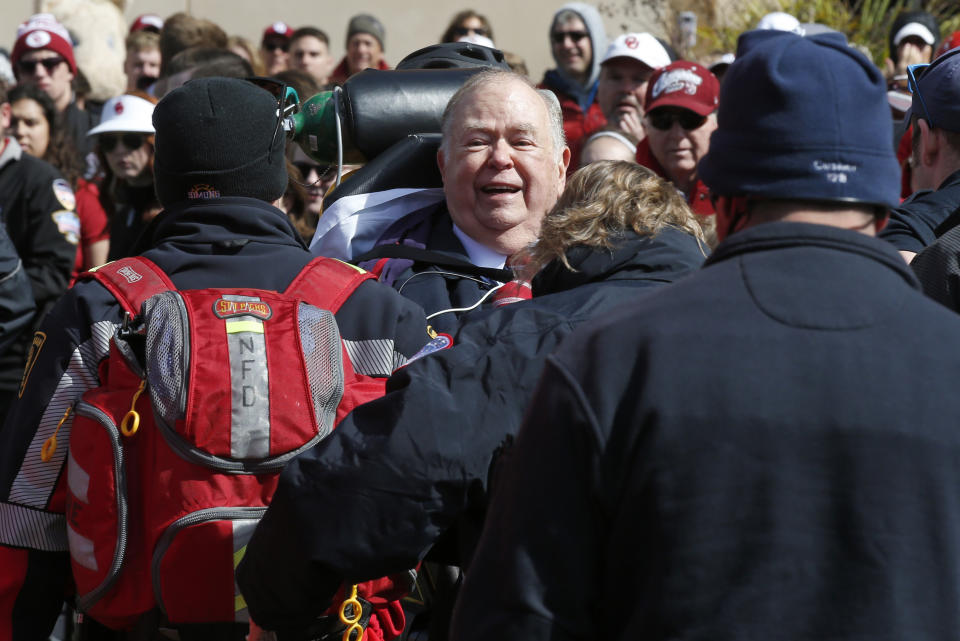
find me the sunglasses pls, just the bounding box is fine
[907,63,936,129]
[647,110,708,131]
[99,132,146,153]
[551,30,589,44]
[17,57,65,75]
[293,161,332,179]
[245,77,301,153]
[263,41,289,53]
[454,26,488,37]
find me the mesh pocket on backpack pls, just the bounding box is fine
[142,291,189,426]
[298,303,343,440]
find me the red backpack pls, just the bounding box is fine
[60,256,374,629]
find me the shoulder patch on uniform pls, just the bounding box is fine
[213,299,273,320]
[407,333,453,364]
[53,179,76,211]
[19,332,47,398]
[52,210,81,245]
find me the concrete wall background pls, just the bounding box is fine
[1,0,665,84]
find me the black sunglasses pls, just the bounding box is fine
[99,132,146,153]
[454,26,488,37]
[551,30,589,44]
[647,110,708,131]
[244,77,300,153]
[293,161,332,179]
[263,41,289,53]
[17,57,65,74]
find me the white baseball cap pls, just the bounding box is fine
[88,94,156,136]
[756,12,804,34]
[456,33,496,49]
[893,22,936,47]
[601,33,671,70]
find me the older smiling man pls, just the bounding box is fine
[358,69,569,332]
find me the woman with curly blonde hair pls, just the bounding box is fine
[528,160,707,274]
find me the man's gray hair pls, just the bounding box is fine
[440,68,567,162]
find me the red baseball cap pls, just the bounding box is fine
[644,61,719,116]
[11,14,77,76]
[262,21,294,42]
[130,14,164,34]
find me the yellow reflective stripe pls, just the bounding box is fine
[226,321,264,334]
[235,594,247,612]
[234,544,246,568]
[329,258,367,274]
[85,261,114,273]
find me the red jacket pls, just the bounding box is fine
[636,138,715,216]
[330,57,391,85]
[539,83,606,173]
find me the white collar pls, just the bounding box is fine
[452,224,508,270]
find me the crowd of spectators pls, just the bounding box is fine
[2,3,960,641]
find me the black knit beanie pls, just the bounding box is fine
[152,77,287,207]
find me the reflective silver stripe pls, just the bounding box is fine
[232,519,259,622]
[0,501,67,551]
[67,451,90,504]
[225,296,270,459]
[10,320,115,507]
[342,338,409,377]
[66,522,98,570]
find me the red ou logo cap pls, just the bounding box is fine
[114,101,124,115]
[625,36,639,49]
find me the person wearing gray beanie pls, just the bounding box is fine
[330,13,389,84]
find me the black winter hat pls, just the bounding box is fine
[152,77,287,208]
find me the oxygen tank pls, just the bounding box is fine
[289,68,484,164]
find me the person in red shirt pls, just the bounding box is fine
[636,61,719,218]
[539,3,608,171]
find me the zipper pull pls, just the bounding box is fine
[120,379,147,437]
[40,405,73,462]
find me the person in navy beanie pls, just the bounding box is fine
[450,29,960,640]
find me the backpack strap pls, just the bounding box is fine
[284,257,376,312]
[81,257,176,317]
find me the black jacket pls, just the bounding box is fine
[0,197,430,641]
[0,222,34,356]
[453,222,960,641]
[0,138,76,395]
[880,168,960,253]
[236,227,706,636]
[356,204,512,335]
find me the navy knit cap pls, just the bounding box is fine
[152,77,287,208]
[698,30,900,210]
